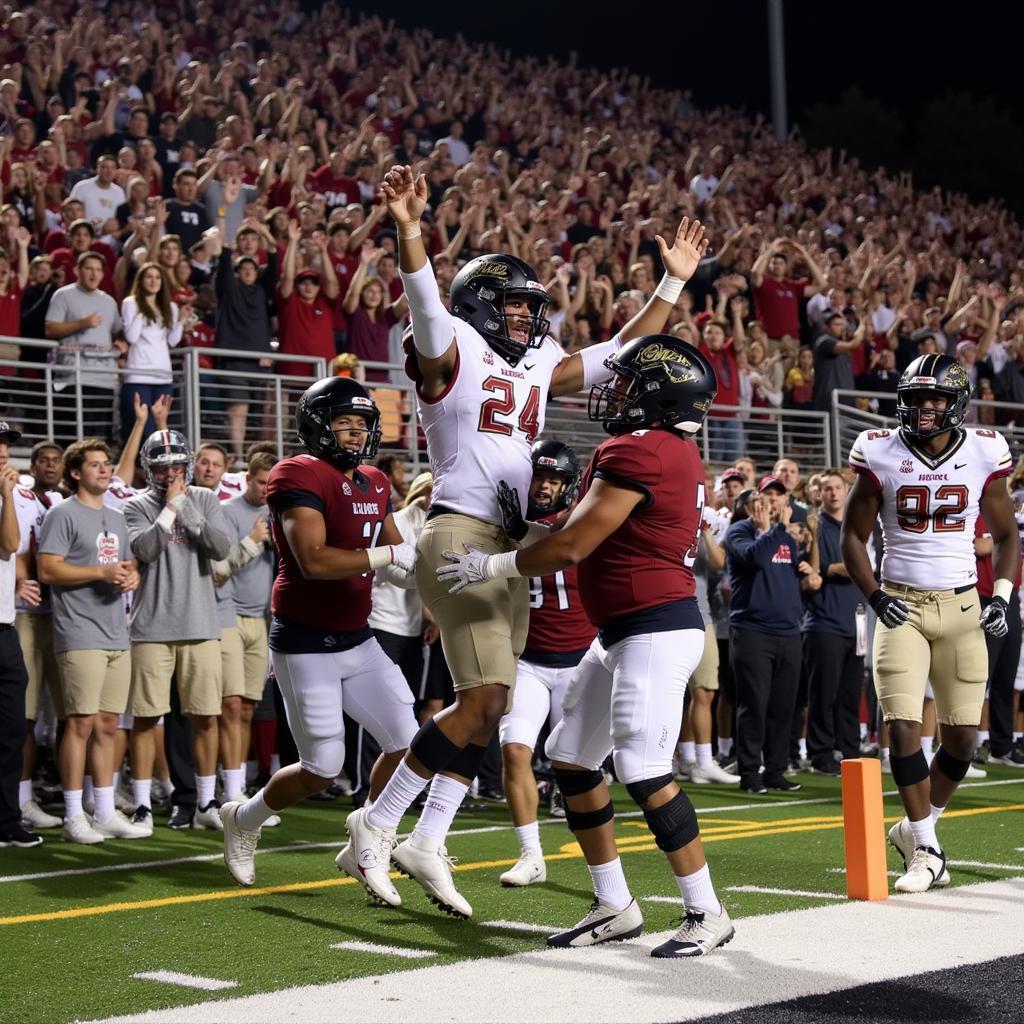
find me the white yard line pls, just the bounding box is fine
[726,885,846,900]
[481,920,561,935]
[131,972,237,992]
[94,878,1024,1024]
[329,941,436,959]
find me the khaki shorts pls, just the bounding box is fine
[16,613,63,720]
[220,626,246,700]
[236,615,270,701]
[416,513,529,709]
[688,627,719,691]
[873,583,988,726]
[128,639,223,717]
[57,649,131,716]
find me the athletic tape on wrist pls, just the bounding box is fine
[654,274,685,305]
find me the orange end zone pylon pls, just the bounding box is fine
[840,757,889,900]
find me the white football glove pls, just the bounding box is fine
[389,541,418,574]
[436,545,495,594]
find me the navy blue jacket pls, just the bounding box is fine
[803,512,861,637]
[725,520,803,636]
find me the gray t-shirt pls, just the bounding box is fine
[223,494,274,618]
[37,497,131,652]
[812,333,855,410]
[46,283,123,391]
[123,487,231,643]
[204,179,258,245]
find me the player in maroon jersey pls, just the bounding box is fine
[439,335,735,957]
[220,377,420,890]
[492,440,595,887]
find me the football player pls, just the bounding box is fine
[439,335,734,958]
[341,164,708,918]
[220,377,420,888]
[494,440,594,887]
[842,354,1019,893]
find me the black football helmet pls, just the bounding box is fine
[896,354,971,439]
[589,334,718,436]
[528,439,582,518]
[449,253,551,366]
[141,429,193,494]
[296,376,382,469]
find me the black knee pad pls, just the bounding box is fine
[554,768,604,797]
[934,745,971,783]
[642,790,700,853]
[625,773,674,808]
[565,800,614,833]
[445,742,487,781]
[409,719,461,774]
[889,748,930,787]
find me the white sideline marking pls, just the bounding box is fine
[132,972,237,992]
[329,941,435,959]
[641,896,680,904]
[93,878,1024,1024]
[948,859,1024,871]
[828,868,901,877]
[482,920,560,935]
[726,885,845,900]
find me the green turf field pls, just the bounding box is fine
[1,770,1022,1024]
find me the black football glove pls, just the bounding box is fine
[496,480,527,542]
[980,597,1009,638]
[869,588,910,629]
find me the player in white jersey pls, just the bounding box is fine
[342,162,709,917]
[842,354,1019,894]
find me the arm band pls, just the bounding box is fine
[485,550,522,581]
[521,521,551,547]
[654,274,685,305]
[993,578,1014,603]
[579,336,624,389]
[365,545,394,571]
[398,222,422,240]
[400,263,456,359]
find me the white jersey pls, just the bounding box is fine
[417,319,566,523]
[849,426,1012,589]
[104,475,141,512]
[13,486,63,614]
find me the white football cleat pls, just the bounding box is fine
[338,806,400,907]
[499,849,547,887]
[129,805,154,837]
[262,813,282,828]
[221,800,261,886]
[673,757,694,782]
[21,799,61,830]
[391,833,472,918]
[91,810,151,840]
[964,763,986,779]
[651,905,735,958]
[62,813,105,845]
[194,801,224,831]
[547,897,643,947]
[895,845,949,894]
[690,761,741,785]
[887,818,950,886]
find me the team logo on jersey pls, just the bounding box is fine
[483,349,494,365]
[342,481,352,496]
[771,544,793,564]
[636,342,698,383]
[900,459,914,473]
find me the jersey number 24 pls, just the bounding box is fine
[478,377,541,442]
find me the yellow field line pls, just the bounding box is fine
[3,803,1021,928]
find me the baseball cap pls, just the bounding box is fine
[233,255,259,272]
[758,474,787,494]
[295,269,320,285]
[0,420,22,443]
[721,467,745,484]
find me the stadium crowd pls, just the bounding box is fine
[0,1,1023,855]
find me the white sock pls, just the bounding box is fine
[18,779,32,807]
[860,723,868,738]
[223,768,245,802]
[977,729,989,744]
[196,774,216,808]
[236,788,276,831]
[414,774,469,841]
[132,777,152,810]
[64,789,83,821]
[717,737,732,759]
[881,746,890,761]
[157,777,174,800]
[798,737,808,758]
[270,753,281,774]
[515,821,542,855]
[920,736,934,758]
[930,803,945,822]
[679,741,696,764]
[366,761,430,831]
[93,786,115,824]
[695,743,714,769]
[1014,731,1023,741]
[676,862,721,917]
[588,857,632,911]
[908,815,939,851]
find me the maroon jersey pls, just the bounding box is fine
[577,429,705,638]
[266,455,391,642]
[525,515,597,661]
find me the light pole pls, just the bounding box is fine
[768,0,788,142]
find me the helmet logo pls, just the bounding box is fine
[943,363,968,389]
[910,375,936,385]
[468,260,511,281]
[637,342,697,383]
[537,456,558,467]
[350,396,373,408]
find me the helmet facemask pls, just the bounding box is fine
[305,399,382,469]
[896,387,966,440]
[463,285,551,365]
[589,365,644,435]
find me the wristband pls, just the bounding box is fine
[365,545,394,571]
[398,222,422,240]
[654,274,685,305]
[156,506,177,532]
[485,550,522,580]
[993,578,1014,603]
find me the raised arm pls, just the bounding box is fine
[278,219,301,300]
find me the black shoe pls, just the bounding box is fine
[809,760,841,776]
[167,804,194,830]
[310,782,343,802]
[131,805,154,827]
[764,775,802,792]
[0,824,43,847]
[476,786,506,803]
[740,777,768,794]
[349,789,369,810]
